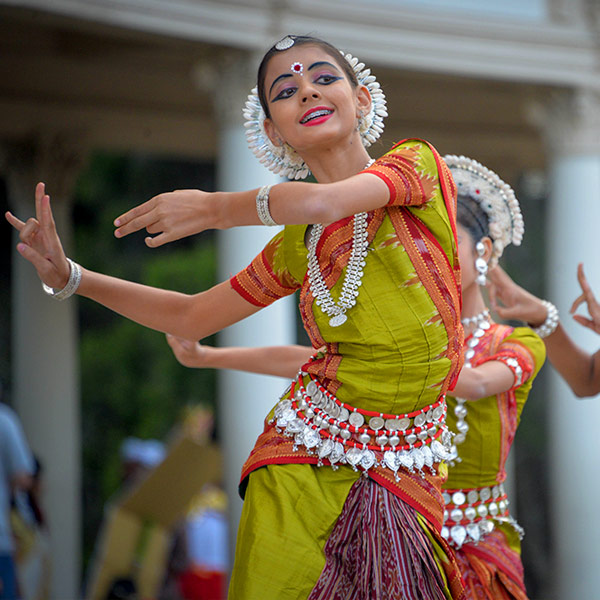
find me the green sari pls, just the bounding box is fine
[229,140,465,599]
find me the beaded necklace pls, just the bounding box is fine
[448,309,492,462]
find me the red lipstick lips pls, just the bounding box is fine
[300,106,334,126]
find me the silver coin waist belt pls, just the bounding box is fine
[270,371,454,480]
[441,483,524,548]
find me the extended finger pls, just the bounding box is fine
[5,211,26,231]
[39,193,59,239]
[577,263,595,300]
[572,314,596,331]
[577,263,589,290]
[34,182,45,222]
[570,293,585,314]
[578,263,600,311]
[114,198,156,229]
[114,212,160,239]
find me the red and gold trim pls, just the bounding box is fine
[387,207,463,394]
[239,418,448,532]
[456,529,527,600]
[364,141,439,207]
[230,231,300,307]
[472,325,536,482]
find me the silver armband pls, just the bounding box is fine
[42,258,82,301]
[532,300,559,338]
[256,184,278,226]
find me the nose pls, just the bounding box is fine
[300,80,321,103]
[302,92,319,103]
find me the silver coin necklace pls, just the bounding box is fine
[307,158,375,328]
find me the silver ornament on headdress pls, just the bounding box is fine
[275,35,295,51]
[243,41,388,180]
[444,154,524,267]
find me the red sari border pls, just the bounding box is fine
[239,419,447,532]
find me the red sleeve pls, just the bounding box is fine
[229,230,300,307]
[363,139,442,207]
[474,339,536,391]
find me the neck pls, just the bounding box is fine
[461,283,489,324]
[300,133,371,183]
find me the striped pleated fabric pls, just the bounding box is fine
[308,476,451,600]
[454,529,528,600]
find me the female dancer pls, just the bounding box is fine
[440,155,545,599]
[488,263,600,397]
[6,35,465,599]
[167,155,547,599]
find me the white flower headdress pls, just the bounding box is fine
[243,36,388,180]
[444,154,525,267]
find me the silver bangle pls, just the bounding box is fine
[532,300,559,338]
[42,258,82,301]
[256,184,278,226]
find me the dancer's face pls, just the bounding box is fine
[262,45,371,153]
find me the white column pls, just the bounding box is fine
[207,54,296,562]
[3,135,85,600]
[541,88,600,599]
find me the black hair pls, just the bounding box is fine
[457,194,490,243]
[256,35,359,119]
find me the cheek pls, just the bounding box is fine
[458,244,476,283]
[458,243,471,268]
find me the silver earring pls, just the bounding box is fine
[475,241,488,286]
[356,110,368,133]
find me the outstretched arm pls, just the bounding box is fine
[166,336,315,379]
[488,265,600,398]
[451,361,516,401]
[112,141,442,247]
[6,183,261,340]
[113,173,389,247]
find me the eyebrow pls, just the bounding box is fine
[268,61,342,97]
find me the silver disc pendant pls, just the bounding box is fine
[329,313,347,327]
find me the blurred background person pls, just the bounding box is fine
[0,380,35,600]
[10,457,51,600]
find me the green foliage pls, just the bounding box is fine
[73,151,217,570]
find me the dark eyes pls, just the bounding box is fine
[272,73,342,101]
[316,74,340,84]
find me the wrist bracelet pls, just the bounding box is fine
[256,184,278,226]
[531,300,559,338]
[42,258,82,301]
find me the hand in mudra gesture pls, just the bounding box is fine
[487,266,548,326]
[570,263,600,335]
[5,182,71,290]
[166,334,209,368]
[113,189,218,248]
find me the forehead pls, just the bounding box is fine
[264,45,344,86]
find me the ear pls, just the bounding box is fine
[355,85,372,117]
[479,236,494,263]
[263,118,284,147]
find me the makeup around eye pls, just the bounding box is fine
[312,72,342,84]
[270,72,343,102]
